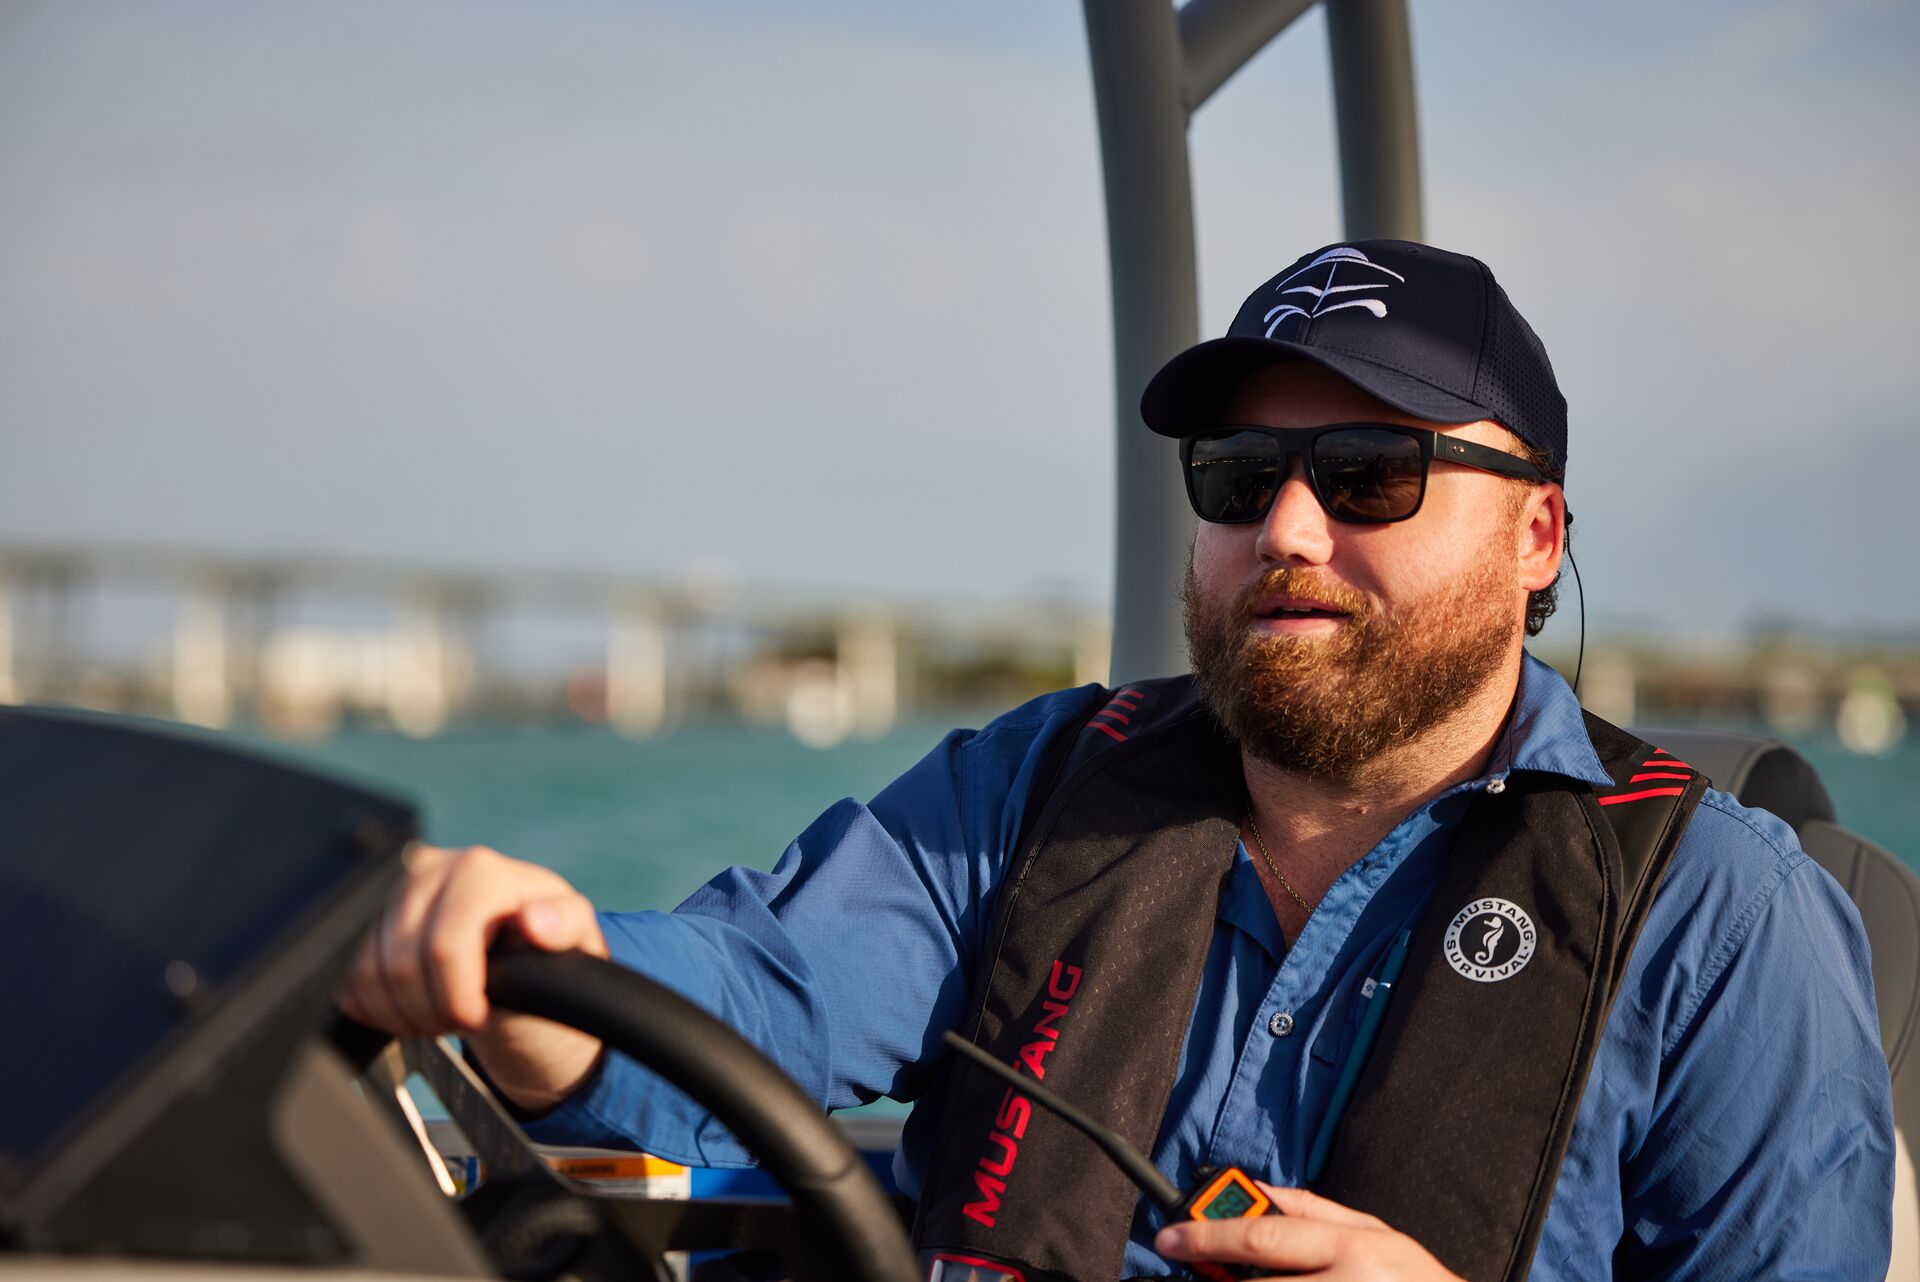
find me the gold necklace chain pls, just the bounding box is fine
[1245,808,1312,915]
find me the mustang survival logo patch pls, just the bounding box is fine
[1443,897,1537,983]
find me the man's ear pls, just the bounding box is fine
[1516,483,1565,592]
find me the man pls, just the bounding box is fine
[340,240,1893,1280]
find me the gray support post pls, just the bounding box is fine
[1325,0,1424,241]
[1179,0,1321,111]
[1088,0,1424,679]
[1084,0,1202,684]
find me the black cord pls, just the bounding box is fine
[1568,540,1586,697]
[941,1031,1186,1213]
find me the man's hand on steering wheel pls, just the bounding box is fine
[335,843,609,1113]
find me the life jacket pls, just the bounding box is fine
[911,675,1707,1282]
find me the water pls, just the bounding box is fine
[283,716,989,912]
[284,711,1920,913]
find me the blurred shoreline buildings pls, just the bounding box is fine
[0,541,1911,755]
[0,542,1111,748]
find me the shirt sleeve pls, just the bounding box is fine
[1617,804,1895,1279]
[520,686,1104,1167]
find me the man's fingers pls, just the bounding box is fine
[1257,1182,1387,1230]
[341,925,410,1035]
[376,846,462,1034]
[418,845,537,1030]
[516,892,609,958]
[1159,1190,1457,1282]
[333,843,457,1036]
[332,838,607,1091]
[424,850,604,1029]
[1156,1212,1344,1272]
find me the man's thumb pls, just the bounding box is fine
[519,895,593,951]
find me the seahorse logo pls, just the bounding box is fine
[1444,898,1537,984]
[1262,246,1406,338]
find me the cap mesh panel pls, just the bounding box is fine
[1473,281,1569,474]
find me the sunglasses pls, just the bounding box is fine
[1180,423,1546,526]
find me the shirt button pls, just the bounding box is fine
[1486,777,1507,795]
[1268,1009,1295,1037]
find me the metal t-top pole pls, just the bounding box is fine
[1084,0,1423,684]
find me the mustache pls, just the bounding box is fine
[1230,567,1372,624]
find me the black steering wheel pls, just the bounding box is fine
[459,948,919,1282]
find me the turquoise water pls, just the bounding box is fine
[285,711,1920,911]
[287,717,984,912]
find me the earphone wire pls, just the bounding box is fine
[1568,539,1586,697]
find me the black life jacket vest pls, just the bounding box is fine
[911,675,1707,1282]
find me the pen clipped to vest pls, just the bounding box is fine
[939,1031,1279,1282]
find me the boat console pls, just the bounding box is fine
[0,707,918,1282]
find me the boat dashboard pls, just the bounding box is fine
[0,706,919,1282]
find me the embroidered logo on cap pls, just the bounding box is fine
[1263,246,1406,337]
[1443,897,1536,983]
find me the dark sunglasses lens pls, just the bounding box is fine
[1188,430,1281,523]
[1311,428,1424,521]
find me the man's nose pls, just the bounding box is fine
[1253,454,1336,566]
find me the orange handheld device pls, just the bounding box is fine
[1174,1164,1281,1281]
[941,1032,1280,1281]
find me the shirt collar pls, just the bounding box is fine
[1486,651,1613,788]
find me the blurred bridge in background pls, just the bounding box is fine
[0,542,1110,746]
[0,541,1911,753]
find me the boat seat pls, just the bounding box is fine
[1637,727,1918,1277]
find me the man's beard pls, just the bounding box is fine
[1182,558,1517,780]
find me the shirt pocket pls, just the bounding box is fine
[1308,981,1374,1068]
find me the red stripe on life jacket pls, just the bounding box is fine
[1598,786,1688,806]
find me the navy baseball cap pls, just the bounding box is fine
[1141,240,1569,476]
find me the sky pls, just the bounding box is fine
[2,0,1917,642]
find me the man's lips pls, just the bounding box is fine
[1253,595,1352,619]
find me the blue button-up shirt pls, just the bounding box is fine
[531,655,1893,1278]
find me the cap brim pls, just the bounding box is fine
[1140,337,1494,436]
